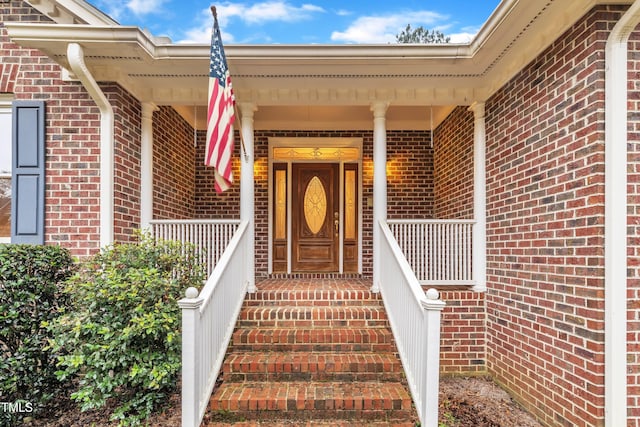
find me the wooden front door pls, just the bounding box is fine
[292,163,339,272]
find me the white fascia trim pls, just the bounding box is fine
[604,1,640,425]
[67,42,114,248]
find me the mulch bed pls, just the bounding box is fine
[22,376,542,426]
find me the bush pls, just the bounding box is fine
[48,233,205,426]
[0,244,75,426]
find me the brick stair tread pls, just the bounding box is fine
[223,351,403,381]
[210,381,413,412]
[246,284,381,305]
[238,305,388,327]
[231,327,394,352]
[206,420,416,426]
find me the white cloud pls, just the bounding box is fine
[331,10,448,44]
[177,2,324,44]
[217,1,324,24]
[449,32,476,44]
[127,0,168,16]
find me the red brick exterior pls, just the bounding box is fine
[1,1,102,256]
[6,2,640,426]
[152,106,196,220]
[107,85,142,242]
[482,6,626,426]
[433,106,475,219]
[432,106,486,374]
[629,23,640,427]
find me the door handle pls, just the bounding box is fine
[334,219,339,233]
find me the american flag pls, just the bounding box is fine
[205,10,235,193]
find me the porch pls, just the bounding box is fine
[151,208,481,427]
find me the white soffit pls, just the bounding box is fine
[7,0,634,110]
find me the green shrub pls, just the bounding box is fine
[48,233,205,426]
[0,244,75,426]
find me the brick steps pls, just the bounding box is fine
[223,351,403,382]
[205,278,417,425]
[237,305,388,328]
[210,381,412,416]
[231,327,395,352]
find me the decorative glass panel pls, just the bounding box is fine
[275,169,286,239]
[345,170,356,240]
[303,176,326,235]
[273,147,359,162]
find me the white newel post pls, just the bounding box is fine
[421,288,446,427]
[140,102,157,230]
[371,102,389,293]
[178,287,202,427]
[470,102,487,292]
[240,103,256,293]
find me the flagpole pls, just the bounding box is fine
[234,104,249,162]
[210,5,247,162]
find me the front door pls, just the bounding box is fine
[292,163,339,272]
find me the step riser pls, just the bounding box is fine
[208,408,415,422]
[245,291,382,303]
[225,372,403,382]
[238,308,388,328]
[231,343,396,352]
[243,300,381,307]
[237,319,389,328]
[231,330,395,352]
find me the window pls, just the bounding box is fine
[0,96,13,243]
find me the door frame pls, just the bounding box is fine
[268,137,363,274]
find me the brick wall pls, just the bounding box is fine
[1,1,103,256]
[432,106,486,374]
[194,129,241,218]
[628,24,640,427]
[386,130,434,219]
[433,106,475,219]
[106,84,142,242]
[483,6,623,426]
[152,106,196,219]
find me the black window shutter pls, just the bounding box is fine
[11,101,45,244]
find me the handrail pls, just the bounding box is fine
[378,219,445,427]
[387,218,475,286]
[150,219,241,277]
[178,220,249,427]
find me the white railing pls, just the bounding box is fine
[379,220,445,427]
[178,220,250,427]
[387,219,475,286]
[150,219,240,277]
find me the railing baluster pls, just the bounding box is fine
[178,221,249,427]
[387,219,476,286]
[149,219,241,278]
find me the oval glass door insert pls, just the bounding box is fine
[303,176,327,234]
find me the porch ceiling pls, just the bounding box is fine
[7,0,631,129]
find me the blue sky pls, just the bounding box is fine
[86,1,499,44]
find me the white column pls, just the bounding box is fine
[140,102,157,230]
[371,101,389,292]
[470,102,487,292]
[239,103,256,293]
